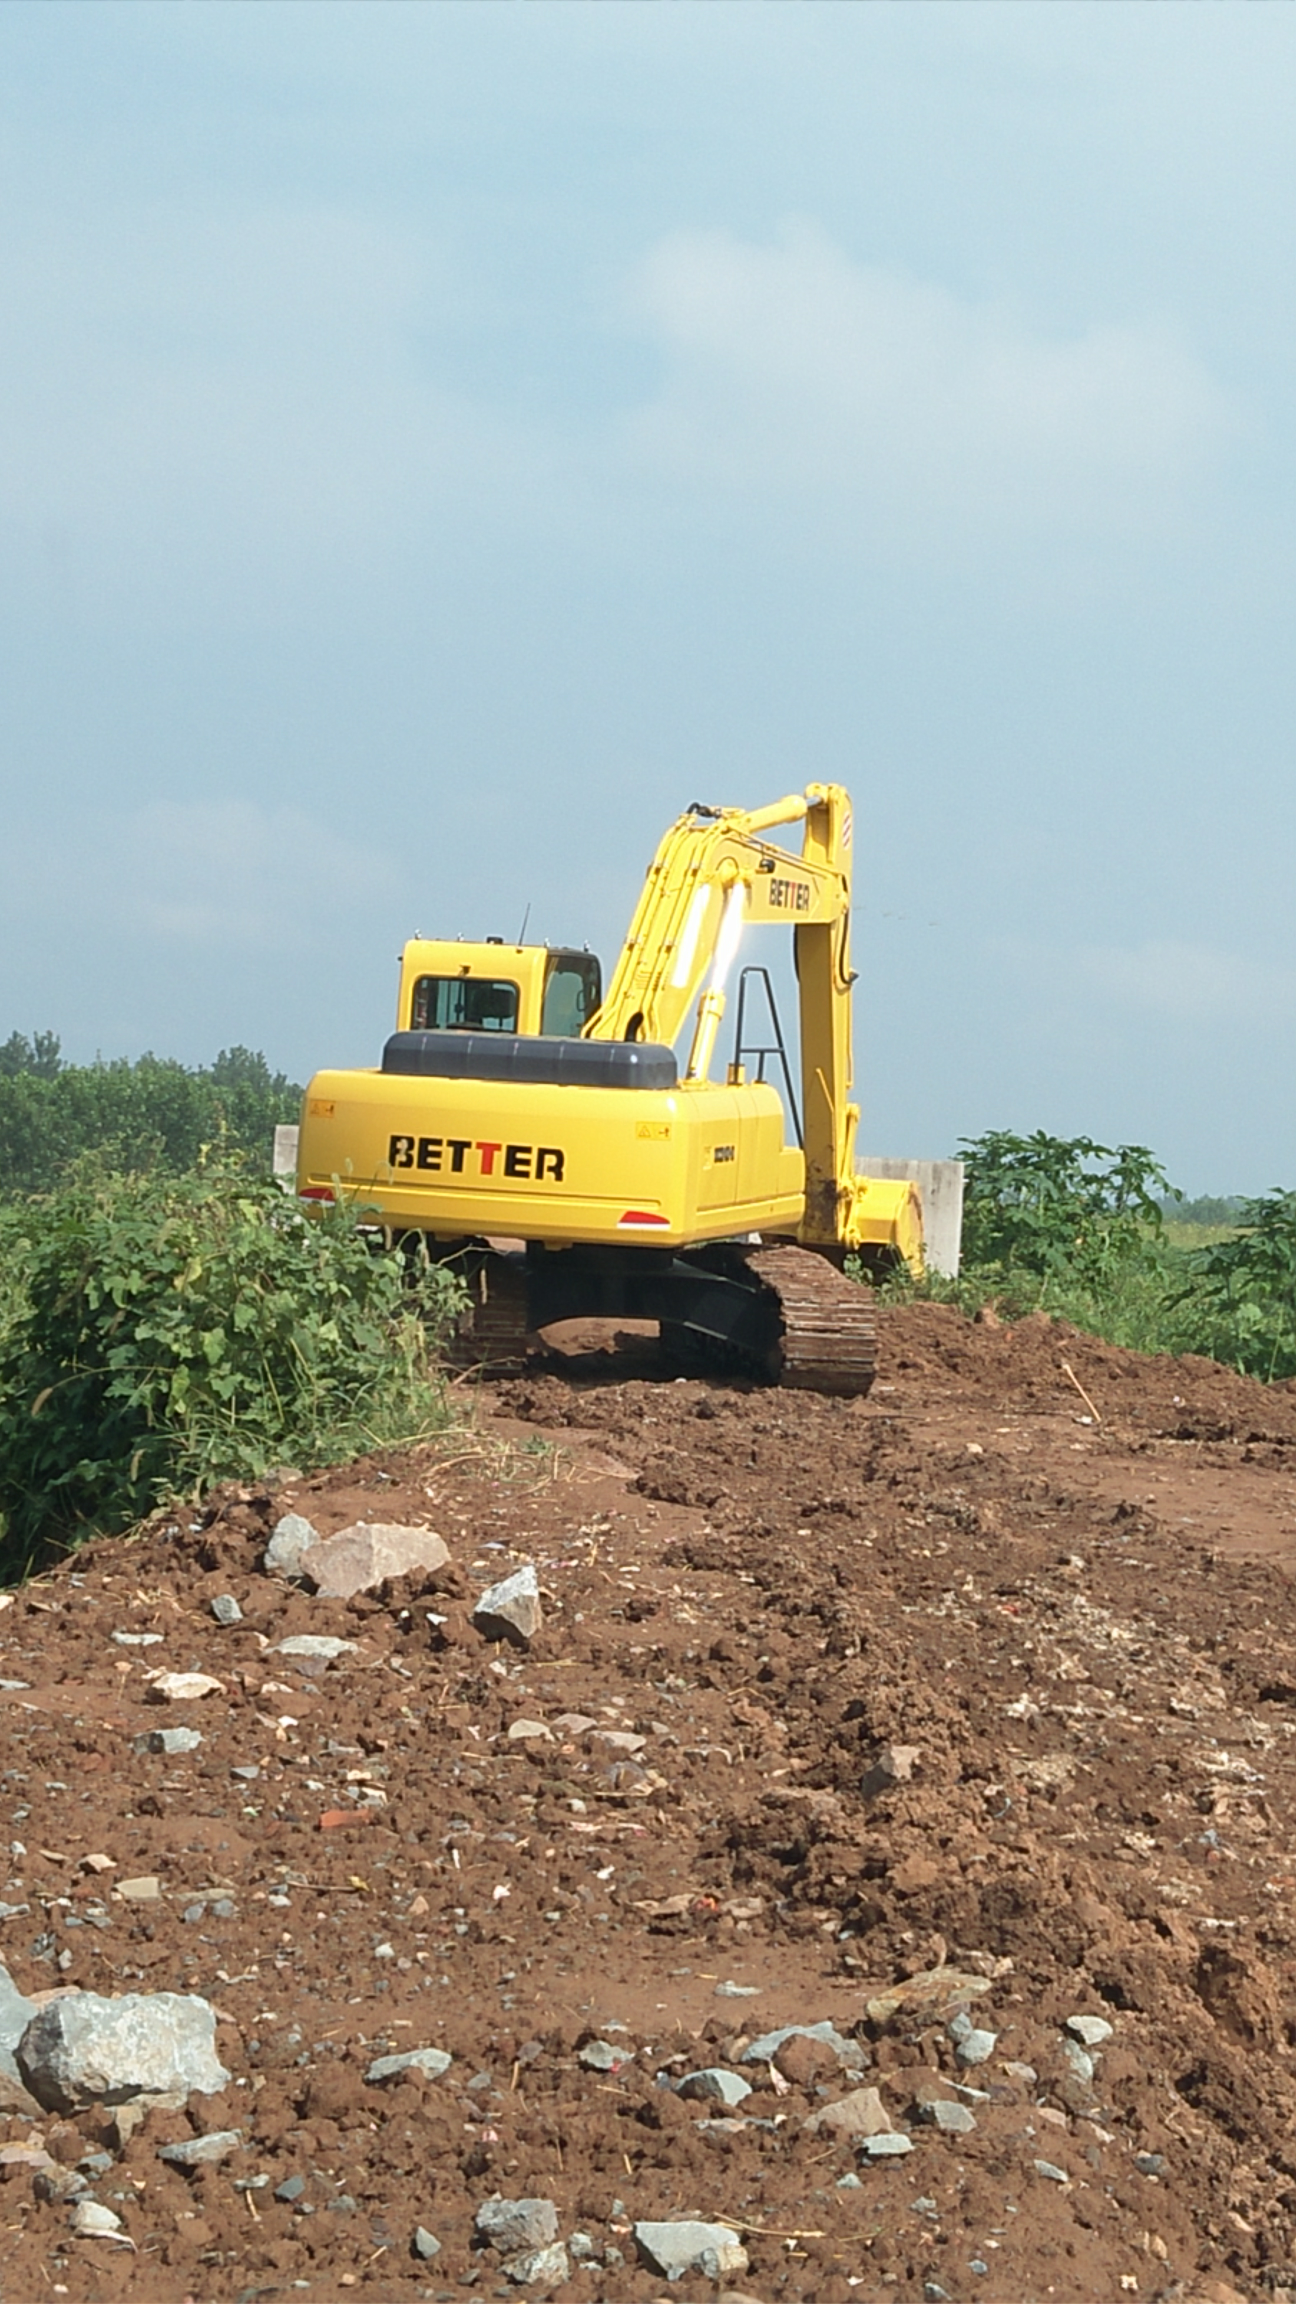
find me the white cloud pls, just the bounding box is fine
[1080,939,1296,1025]
[623,223,1227,543]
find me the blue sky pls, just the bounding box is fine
[1,2,1293,1192]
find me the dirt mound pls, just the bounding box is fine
[1,1304,1295,2302]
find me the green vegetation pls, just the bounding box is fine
[881,1130,1296,1382]
[0,1033,300,1194]
[0,1161,464,1581]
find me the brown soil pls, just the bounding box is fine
[3,1304,1296,2304]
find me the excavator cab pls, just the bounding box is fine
[396,940,601,1040]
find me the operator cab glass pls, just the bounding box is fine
[540,950,602,1037]
[411,976,519,1032]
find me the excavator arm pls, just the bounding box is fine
[586,783,913,1259]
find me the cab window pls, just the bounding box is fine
[541,952,601,1037]
[412,976,519,1032]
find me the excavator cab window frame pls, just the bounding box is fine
[410,975,521,1033]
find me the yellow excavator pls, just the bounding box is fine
[296,784,923,1393]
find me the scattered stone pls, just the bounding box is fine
[508,1719,554,1743]
[276,2174,307,2203]
[210,1594,243,1626]
[836,2171,864,2189]
[553,1713,597,1735]
[157,2129,244,2168]
[1135,2152,1166,2177]
[741,2021,865,2071]
[1033,2158,1070,2184]
[860,2131,914,2157]
[577,2040,627,2072]
[0,1962,40,2088]
[365,2045,452,2085]
[503,2243,571,2286]
[472,1564,542,1647]
[112,1631,163,1648]
[1066,2014,1114,2048]
[589,1728,646,1755]
[1061,2037,1095,2083]
[949,2010,996,2067]
[69,2198,130,2242]
[413,2226,442,2260]
[145,1671,223,1703]
[805,2085,892,2139]
[115,1876,161,1904]
[715,1980,762,1999]
[860,1743,922,1800]
[1001,2059,1038,2084]
[273,1634,356,1663]
[918,2099,976,2134]
[475,2196,560,2253]
[301,1520,450,1599]
[133,1726,202,1757]
[865,1968,994,2027]
[677,2066,752,2107]
[263,1512,319,1580]
[17,1990,229,2112]
[634,2220,749,2282]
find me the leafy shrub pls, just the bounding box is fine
[0,1035,300,1195]
[0,1163,464,1576]
[1179,1190,1296,1380]
[959,1129,1171,1287]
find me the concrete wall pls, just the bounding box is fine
[858,1157,966,1277]
[273,1123,300,1185]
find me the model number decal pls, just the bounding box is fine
[712,1144,736,1164]
[388,1135,565,1182]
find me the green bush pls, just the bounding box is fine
[958,1129,1171,1284]
[1178,1190,1296,1380]
[0,1035,300,1195]
[0,1163,465,1577]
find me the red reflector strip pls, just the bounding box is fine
[617,1210,670,1227]
[298,1186,335,1202]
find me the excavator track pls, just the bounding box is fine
[447,1253,530,1375]
[745,1244,877,1397]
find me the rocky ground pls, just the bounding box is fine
[3,1304,1296,2304]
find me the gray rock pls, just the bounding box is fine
[272,1634,355,1663]
[472,1564,542,1646]
[1135,2152,1166,2177]
[0,1962,40,2089]
[112,1630,163,1648]
[859,2131,914,2157]
[568,2232,596,2261]
[1060,2037,1094,2084]
[918,2099,976,2134]
[503,2242,570,2286]
[954,2028,996,2068]
[264,1512,319,1580]
[1066,2013,1113,2049]
[275,2174,306,2202]
[157,2129,244,2167]
[677,2066,751,2107]
[413,2226,442,2260]
[17,1991,229,2112]
[210,1594,243,1626]
[836,2171,864,2189]
[740,2020,865,2071]
[633,2220,748,2282]
[578,2040,628,2073]
[1033,2158,1070,2183]
[365,2045,452,2085]
[302,1520,450,1599]
[69,2199,127,2240]
[476,2196,560,2253]
[133,1726,202,1757]
[714,1980,762,1998]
